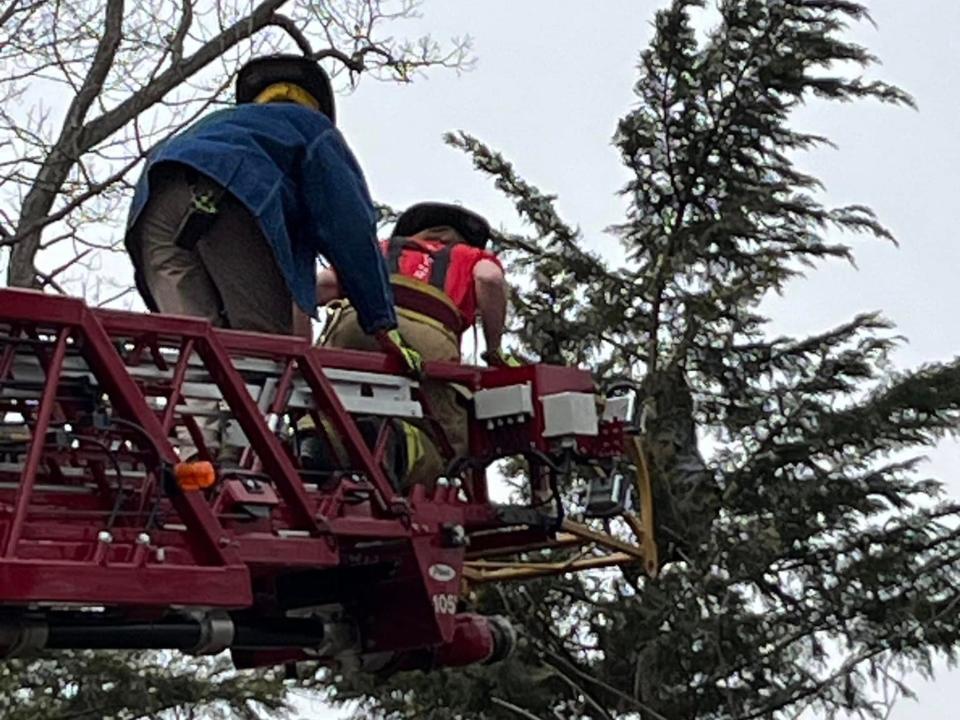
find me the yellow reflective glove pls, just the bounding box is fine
[481,348,522,368]
[377,328,424,376]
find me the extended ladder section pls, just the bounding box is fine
[0,289,656,669]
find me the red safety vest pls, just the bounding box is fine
[384,236,460,290]
[382,236,466,336]
[382,236,504,337]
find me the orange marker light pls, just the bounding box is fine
[174,461,216,491]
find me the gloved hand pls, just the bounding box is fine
[481,348,522,368]
[376,328,423,376]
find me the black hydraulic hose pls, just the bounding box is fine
[102,416,166,462]
[0,429,128,528]
[70,434,127,528]
[45,622,203,650]
[39,616,327,651]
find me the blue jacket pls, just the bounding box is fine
[126,103,396,334]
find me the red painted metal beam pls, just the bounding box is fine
[3,328,69,557]
[245,356,296,473]
[161,338,195,433]
[98,304,323,534]
[196,330,322,534]
[0,289,86,325]
[234,536,339,568]
[0,560,251,607]
[0,289,616,655]
[297,350,404,509]
[78,306,239,568]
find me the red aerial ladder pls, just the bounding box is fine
[0,288,657,674]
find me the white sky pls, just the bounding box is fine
[307,0,958,717]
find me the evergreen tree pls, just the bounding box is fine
[0,651,288,719]
[331,1,960,718]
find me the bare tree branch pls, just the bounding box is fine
[76,0,289,153]
[94,284,135,307]
[168,0,193,65]
[268,12,313,56]
[1,70,230,249]
[0,0,473,304]
[8,0,126,286]
[7,0,291,286]
[490,697,544,720]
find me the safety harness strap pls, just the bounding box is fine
[390,275,464,337]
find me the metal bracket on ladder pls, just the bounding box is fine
[3,354,423,420]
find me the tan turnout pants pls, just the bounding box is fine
[129,163,294,334]
[322,305,466,489]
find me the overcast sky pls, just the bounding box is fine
[287,1,957,717]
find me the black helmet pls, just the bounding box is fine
[236,54,335,123]
[393,202,491,249]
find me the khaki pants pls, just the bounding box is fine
[129,163,293,334]
[128,163,294,458]
[322,306,465,489]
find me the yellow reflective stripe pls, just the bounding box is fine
[400,420,425,470]
[254,82,320,110]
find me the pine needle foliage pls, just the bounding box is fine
[0,651,289,720]
[331,2,960,718]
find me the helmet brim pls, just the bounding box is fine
[393,203,491,248]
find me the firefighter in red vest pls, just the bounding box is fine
[311,202,514,488]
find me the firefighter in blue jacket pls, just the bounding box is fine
[125,54,420,372]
